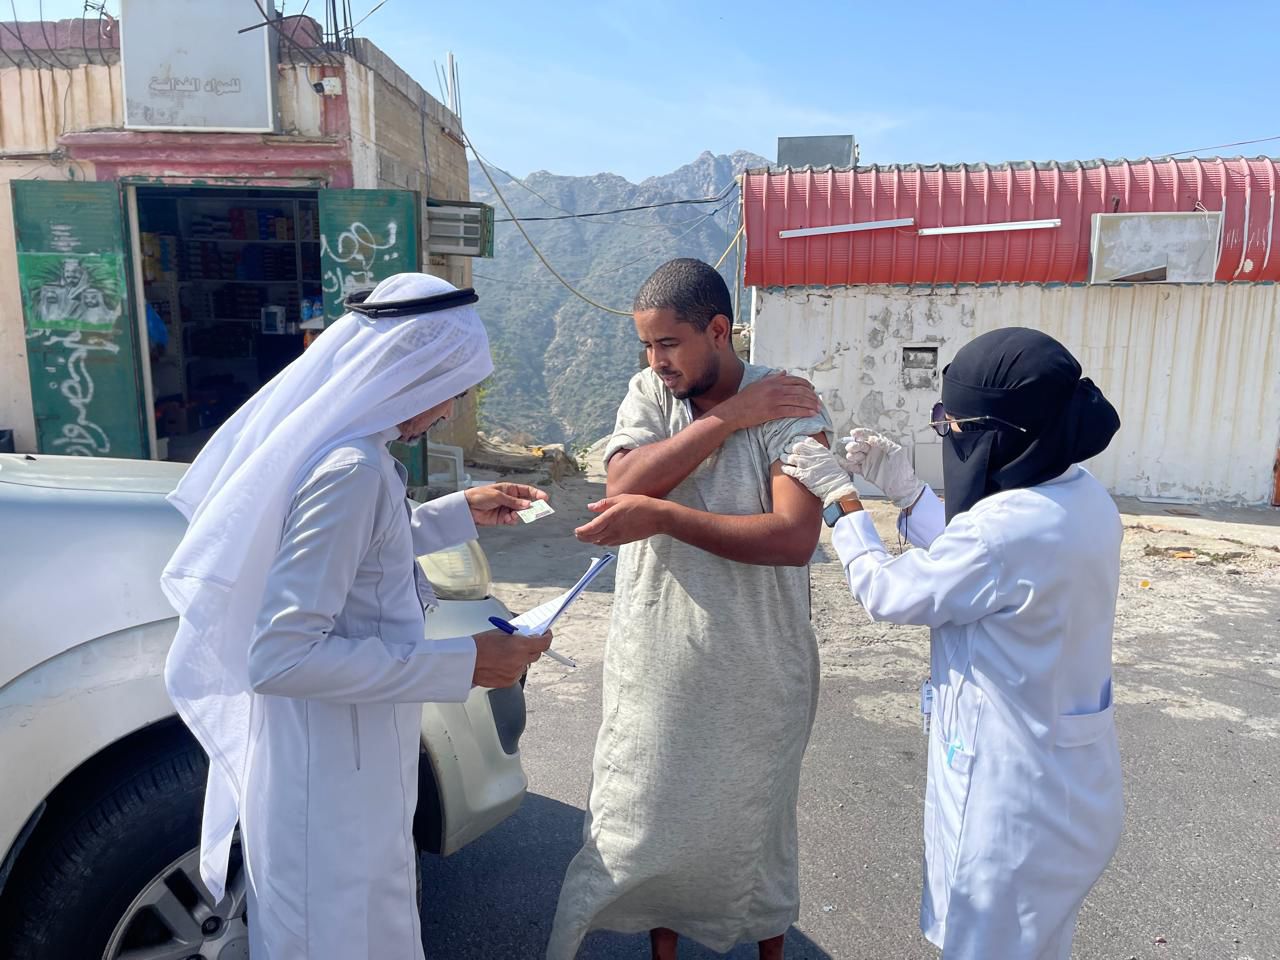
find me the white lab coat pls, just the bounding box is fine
[831,466,1124,960]
[241,430,478,960]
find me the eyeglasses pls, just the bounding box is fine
[929,400,1028,437]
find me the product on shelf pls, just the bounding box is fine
[141,232,179,284]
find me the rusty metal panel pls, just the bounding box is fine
[751,283,1280,504]
[744,158,1280,287]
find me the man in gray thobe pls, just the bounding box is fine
[547,259,831,960]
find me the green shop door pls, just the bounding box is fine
[318,188,425,482]
[13,180,148,458]
[318,188,420,324]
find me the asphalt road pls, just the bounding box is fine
[420,482,1280,960]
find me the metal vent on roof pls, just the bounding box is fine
[426,200,494,258]
[776,136,859,170]
[1088,212,1222,284]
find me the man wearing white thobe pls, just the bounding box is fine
[162,273,551,959]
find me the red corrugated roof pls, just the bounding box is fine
[743,158,1280,286]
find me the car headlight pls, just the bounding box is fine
[418,539,492,601]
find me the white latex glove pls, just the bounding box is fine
[844,428,926,509]
[780,437,858,507]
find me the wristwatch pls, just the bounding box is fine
[822,495,864,527]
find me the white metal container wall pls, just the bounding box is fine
[750,283,1280,504]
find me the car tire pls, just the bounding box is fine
[0,732,247,960]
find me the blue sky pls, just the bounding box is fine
[32,0,1280,182]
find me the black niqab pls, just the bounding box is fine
[940,328,1120,522]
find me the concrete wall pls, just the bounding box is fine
[276,62,339,138]
[346,41,479,451]
[345,41,471,288]
[751,283,1280,505]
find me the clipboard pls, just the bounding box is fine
[508,554,615,637]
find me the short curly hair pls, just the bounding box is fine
[632,258,732,332]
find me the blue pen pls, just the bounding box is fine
[488,616,576,668]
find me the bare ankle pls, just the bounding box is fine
[758,932,785,960]
[650,927,678,960]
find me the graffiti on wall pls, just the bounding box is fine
[26,329,122,456]
[19,253,129,456]
[13,182,148,459]
[320,220,401,317]
[18,253,126,332]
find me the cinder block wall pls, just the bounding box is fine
[349,42,480,452]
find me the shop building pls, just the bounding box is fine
[1,8,491,466]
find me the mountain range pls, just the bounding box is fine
[469,149,767,449]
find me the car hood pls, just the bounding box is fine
[0,453,187,494]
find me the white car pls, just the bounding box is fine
[0,453,528,959]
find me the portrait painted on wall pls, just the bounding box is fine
[18,253,127,332]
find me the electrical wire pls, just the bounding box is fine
[471,147,720,230]
[474,143,733,220]
[250,0,324,66]
[503,208,728,233]
[494,182,734,222]
[58,60,74,134]
[351,0,387,33]
[476,199,734,288]
[338,0,356,63]
[77,3,92,65]
[713,222,745,270]
[0,19,17,66]
[469,147,576,216]
[36,0,70,70]
[285,0,315,53]
[467,131,633,316]
[3,4,48,66]
[4,3,54,68]
[4,158,54,179]
[1164,135,1280,157]
[95,4,108,68]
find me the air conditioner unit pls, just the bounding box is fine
[1088,212,1222,284]
[426,200,494,258]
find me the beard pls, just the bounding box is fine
[671,353,721,400]
[401,415,447,443]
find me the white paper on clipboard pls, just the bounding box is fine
[508,554,615,636]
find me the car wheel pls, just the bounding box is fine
[0,736,248,960]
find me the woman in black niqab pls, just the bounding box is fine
[777,324,1129,960]
[940,328,1121,522]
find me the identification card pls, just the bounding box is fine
[920,680,933,734]
[517,500,555,524]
